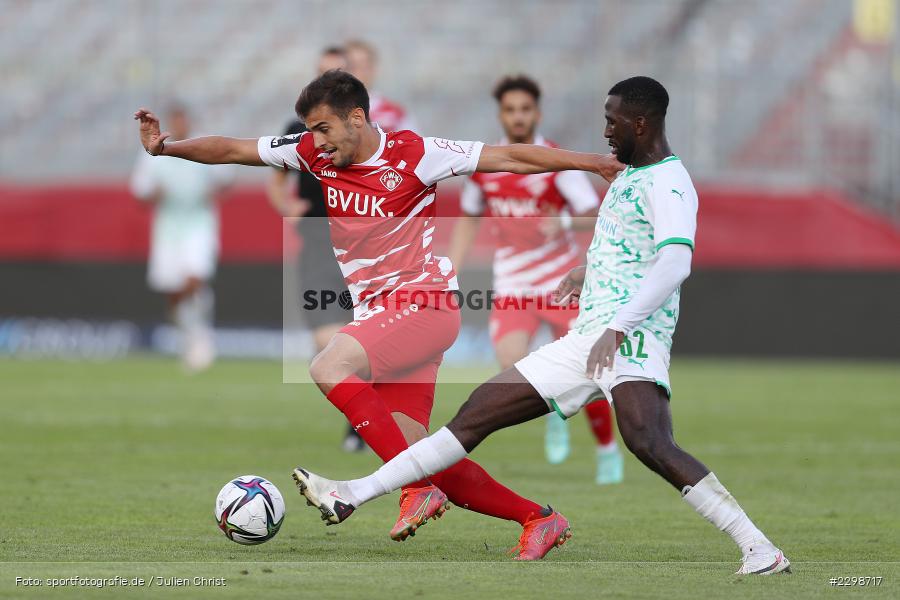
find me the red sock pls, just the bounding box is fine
[327,375,412,461]
[585,399,615,446]
[326,375,429,489]
[430,458,543,525]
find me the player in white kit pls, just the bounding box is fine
[448,75,623,482]
[130,104,232,371]
[293,77,792,575]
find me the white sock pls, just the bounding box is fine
[598,440,618,454]
[195,285,214,329]
[173,297,192,331]
[682,472,770,555]
[344,427,467,506]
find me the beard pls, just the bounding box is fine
[611,143,634,164]
[506,123,536,144]
[331,151,352,168]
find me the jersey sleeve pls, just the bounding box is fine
[459,178,485,216]
[129,153,159,200]
[647,171,698,251]
[257,133,308,172]
[414,137,485,186]
[554,170,600,214]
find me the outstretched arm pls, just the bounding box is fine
[477,144,624,183]
[134,108,264,166]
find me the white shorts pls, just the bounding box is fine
[515,328,671,419]
[147,230,218,292]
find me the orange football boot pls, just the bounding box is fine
[389,485,451,541]
[508,508,572,560]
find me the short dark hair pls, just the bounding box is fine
[321,45,346,59]
[608,76,669,118]
[493,75,541,104]
[295,69,369,121]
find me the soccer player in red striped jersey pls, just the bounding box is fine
[448,76,624,483]
[135,70,623,559]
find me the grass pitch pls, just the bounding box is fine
[2,356,899,599]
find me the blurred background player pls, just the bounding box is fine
[344,39,416,133]
[265,46,363,452]
[448,75,624,484]
[130,102,232,372]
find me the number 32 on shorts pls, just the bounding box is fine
[618,330,649,358]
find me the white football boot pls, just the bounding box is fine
[735,541,792,575]
[292,467,356,525]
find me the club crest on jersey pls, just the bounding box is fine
[379,168,403,191]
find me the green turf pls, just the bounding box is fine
[2,356,899,599]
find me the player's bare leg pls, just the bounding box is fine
[612,381,790,574]
[496,330,571,465]
[310,323,368,452]
[308,332,372,392]
[445,367,553,451]
[611,382,707,489]
[312,323,344,355]
[308,334,422,474]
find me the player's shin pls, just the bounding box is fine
[344,427,467,506]
[682,472,770,554]
[326,375,412,461]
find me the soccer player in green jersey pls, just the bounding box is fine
[293,77,791,574]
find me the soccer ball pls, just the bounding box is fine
[214,475,285,545]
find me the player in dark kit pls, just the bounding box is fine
[135,70,623,560]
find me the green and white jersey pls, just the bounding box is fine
[130,153,233,245]
[573,155,697,349]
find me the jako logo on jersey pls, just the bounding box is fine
[353,420,370,431]
[321,169,337,178]
[326,187,393,217]
[379,168,403,191]
[488,197,540,217]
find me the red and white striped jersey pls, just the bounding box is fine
[461,136,600,296]
[258,128,483,313]
[369,92,416,133]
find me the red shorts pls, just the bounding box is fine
[372,363,438,428]
[489,294,578,345]
[340,293,461,427]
